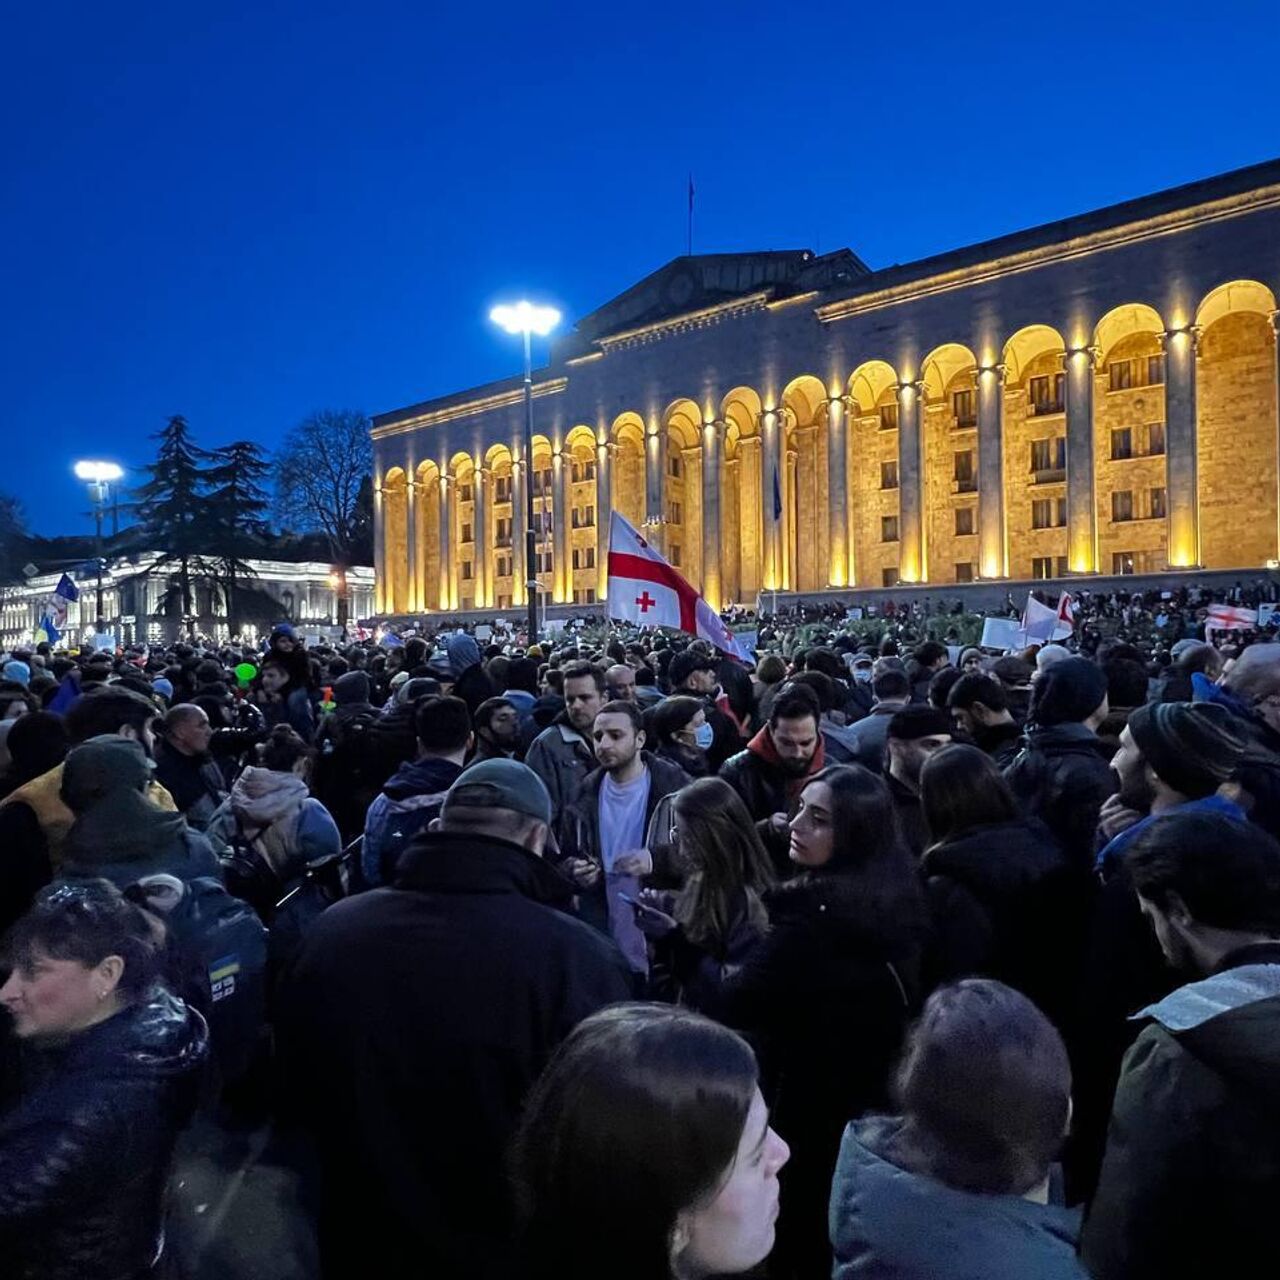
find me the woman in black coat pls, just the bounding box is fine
[0,880,209,1280]
[920,744,1082,1031]
[710,764,929,1280]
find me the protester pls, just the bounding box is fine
[647,693,713,778]
[919,745,1074,1018]
[712,765,928,1278]
[831,980,1085,1280]
[634,777,776,1007]
[1158,638,1222,703]
[466,695,520,762]
[947,672,1023,766]
[525,661,605,818]
[1004,656,1116,868]
[152,703,229,831]
[907,641,950,704]
[719,684,826,871]
[843,666,912,770]
[0,879,209,1280]
[361,694,471,888]
[884,706,953,856]
[511,1004,789,1280]
[254,655,315,739]
[1082,811,1280,1279]
[667,649,741,771]
[604,662,637,702]
[277,760,632,1279]
[310,670,381,841]
[0,710,68,803]
[558,700,689,976]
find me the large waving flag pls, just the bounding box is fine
[54,573,79,603]
[1022,591,1073,645]
[607,511,752,661]
[1205,603,1258,631]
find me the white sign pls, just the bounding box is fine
[475,625,493,641]
[845,607,864,621]
[92,632,118,652]
[543,619,567,634]
[1258,604,1279,628]
[980,618,1027,652]
[734,630,758,655]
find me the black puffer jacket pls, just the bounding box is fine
[0,987,208,1280]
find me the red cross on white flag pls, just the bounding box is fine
[606,510,751,660]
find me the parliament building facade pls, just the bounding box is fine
[371,159,1280,616]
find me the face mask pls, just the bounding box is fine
[693,722,715,749]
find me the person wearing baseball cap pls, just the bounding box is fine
[666,648,740,772]
[276,755,632,1279]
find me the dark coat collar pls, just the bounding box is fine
[394,829,575,909]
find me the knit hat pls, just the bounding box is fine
[446,758,551,825]
[444,632,482,674]
[152,677,174,701]
[61,736,153,813]
[1128,702,1246,799]
[1027,657,1108,727]
[887,706,953,742]
[3,660,30,687]
[333,670,372,707]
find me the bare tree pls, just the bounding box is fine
[274,409,373,564]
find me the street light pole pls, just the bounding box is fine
[522,325,538,648]
[490,301,561,647]
[93,489,105,633]
[74,461,123,640]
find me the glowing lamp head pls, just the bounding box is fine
[74,461,124,483]
[490,301,560,337]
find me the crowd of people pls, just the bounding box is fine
[1,607,1279,1279]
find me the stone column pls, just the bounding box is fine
[826,397,849,587]
[596,439,612,602]
[554,447,570,603]
[645,424,666,552]
[701,420,723,609]
[511,448,527,608]
[784,440,800,591]
[473,462,489,608]
[405,471,419,613]
[896,381,925,582]
[760,409,783,591]
[1065,347,1098,574]
[438,473,453,610]
[373,481,386,614]
[1162,327,1201,568]
[977,364,1007,578]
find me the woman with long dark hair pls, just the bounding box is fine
[635,778,775,1004]
[648,695,713,779]
[712,764,930,1278]
[512,1003,789,1280]
[920,744,1076,1023]
[0,879,208,1280]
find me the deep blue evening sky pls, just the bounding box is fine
[3,2,1276,534]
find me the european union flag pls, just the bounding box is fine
[56,573,80,601]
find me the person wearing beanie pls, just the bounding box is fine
[885,707,953,855]
[444,631,496,716]
[3,658,30,687]
[1004,657,1116,870]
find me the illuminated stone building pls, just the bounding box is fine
[371,159,1280,615]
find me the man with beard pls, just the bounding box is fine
[471,697,523,763]
[947,672,1023,768]
[1083,811,1280,1279]
[525,662,606,823]
[1073,701,1247,1201]
[884,706,953,856]
[720,684,825,872]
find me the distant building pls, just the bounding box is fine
[0,552,374,649]
[371,158,1280,613]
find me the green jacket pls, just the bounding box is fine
[1081,944,1280,1279]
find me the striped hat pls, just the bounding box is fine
[1127,701,1245,799]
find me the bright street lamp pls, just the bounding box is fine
[490,300,561,644]
[74,459,124,637]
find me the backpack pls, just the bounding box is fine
[313,709,384,840]
[133,874,269,1087]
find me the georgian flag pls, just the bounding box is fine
[607,511,752,661]
[1022,591,1074,644]
[1205,603,1258,631]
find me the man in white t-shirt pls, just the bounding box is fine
[557,700,690,975]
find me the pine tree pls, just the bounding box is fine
[205,440,271,636]
[132,415,215,621]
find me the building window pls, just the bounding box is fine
[955,562,975,583]
[955,507,974,536]
[1032,498,1067,530]
[1032,556,1061,580]
[1111,428,1133,460]
[879,403,898,431]
[1028,373,1065,415]
[495,517,512,544]
[1150,486,1167,519]
[669,543,681,566]
[668,453,683,477]
[537,551,553,573]
[495,476,512,502]
[571,548,580,570]
[534,467,553,496]
[572,588,598,605]
[461,522,473,544]
[665,501,681,526]
[496,594,512,610]
[571,459,596,483]
[461,561,473,581]
[952,389,976,429]
[1112,490,1134,523]
[1146,422,1166,455]
[572,506,596,529]
[571,547,597,571]
[1113,551,1136,575]
[882,566,898,587]
[953,450,976,492]
[496,555,511,577]
[459,483,473,503]
[1030,437,1066,480]
[881,516,899,543]
[1147,354,1166,386]
[1108,360,1133,391]
[880,460,899,490]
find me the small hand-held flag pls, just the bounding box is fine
[606,511,751,660]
